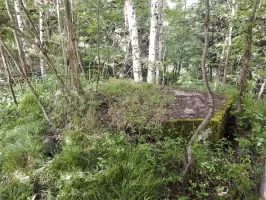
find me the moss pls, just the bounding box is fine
[161,96,234,142]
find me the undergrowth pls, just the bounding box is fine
[0,78,264,199]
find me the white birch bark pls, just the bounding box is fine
[4,0,52,124]
[57,0,68,70]
[6,0,26,74]
[39,0,46,78]
[125,0,143,82]
[223,0,236,83]
[57,0,62,33]
[156,0,163,85]
[147,0,160,84]
[258,79,266,100]
[121,4,131,78]
[215,35,226,88]
[14,0,30,71]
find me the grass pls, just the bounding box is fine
[0,77,264,199]
[36,134,168,199]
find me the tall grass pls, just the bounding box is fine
[0,78,264,199]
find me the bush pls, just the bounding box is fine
[189,139,257,199]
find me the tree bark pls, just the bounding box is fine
[38,0,46,78]
[215,37,226,85]
[223,0,236,83]
[156,0,163,85]
[96,0,101,91]
[122,1,131,79]
[65,0,80,91]
[14,0,30,74]
[237,0,260,113]
[125,0,143,82]
[147,0,160,84]
[0,38,52,125]
[6,0,27,76]
[257,79,266,100]
[183,0,214,177]
[57,0,68,76]
[4,0,52,124]
[16,1,70,94]
[0,43,18,105]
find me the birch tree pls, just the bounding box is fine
[147,0,160,84]
[156,0,163,85]
[37,0,46,78]
[14,0,30,73]
[257,79,266,100]
[124,0,143,82]
[122,1,131,78]
[222,0,237,83]
[3,0,52,124]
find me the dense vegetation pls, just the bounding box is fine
[0,0,266,199]
[0,78,265,199]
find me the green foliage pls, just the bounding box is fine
[165,0,202,82]
[190,139,257,199]
[0,79,264,199]
[237,95,266,157]
[0,120,45,173]
[154,137,187,183]
[1,0,266,198]
[37,134,165,199]
[49,88,101,130]
[17,94,43,122]
[0,181,33,200]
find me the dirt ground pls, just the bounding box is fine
[161,86,228,120]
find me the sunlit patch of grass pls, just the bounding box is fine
[0,181,33,200]
[36,134,165,199]
[1,131,43,173]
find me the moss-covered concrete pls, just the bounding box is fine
[161,96,234,142]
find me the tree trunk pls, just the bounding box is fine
[65,0,80,91]
[147,0,160,84]
[8,0,27,76]
[257,79,266,100]
[122,1,131,79]
[10,0,69,94]
[215,37,226,85]
[39,0,46,78]
[124,0,143,82]
[57,0,62,33]
[237,0,260,113]
[57,0,68,74]
[156,0,163,85]
[183,0,214,177]
[5,0,53,124]
[223,0,236,83]
[260,161,266,199]
[14,0,30,74]
[0,43,18,105]
[96,0,101,91]
[0,38,52,125]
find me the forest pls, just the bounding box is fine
[0,0,266,199]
